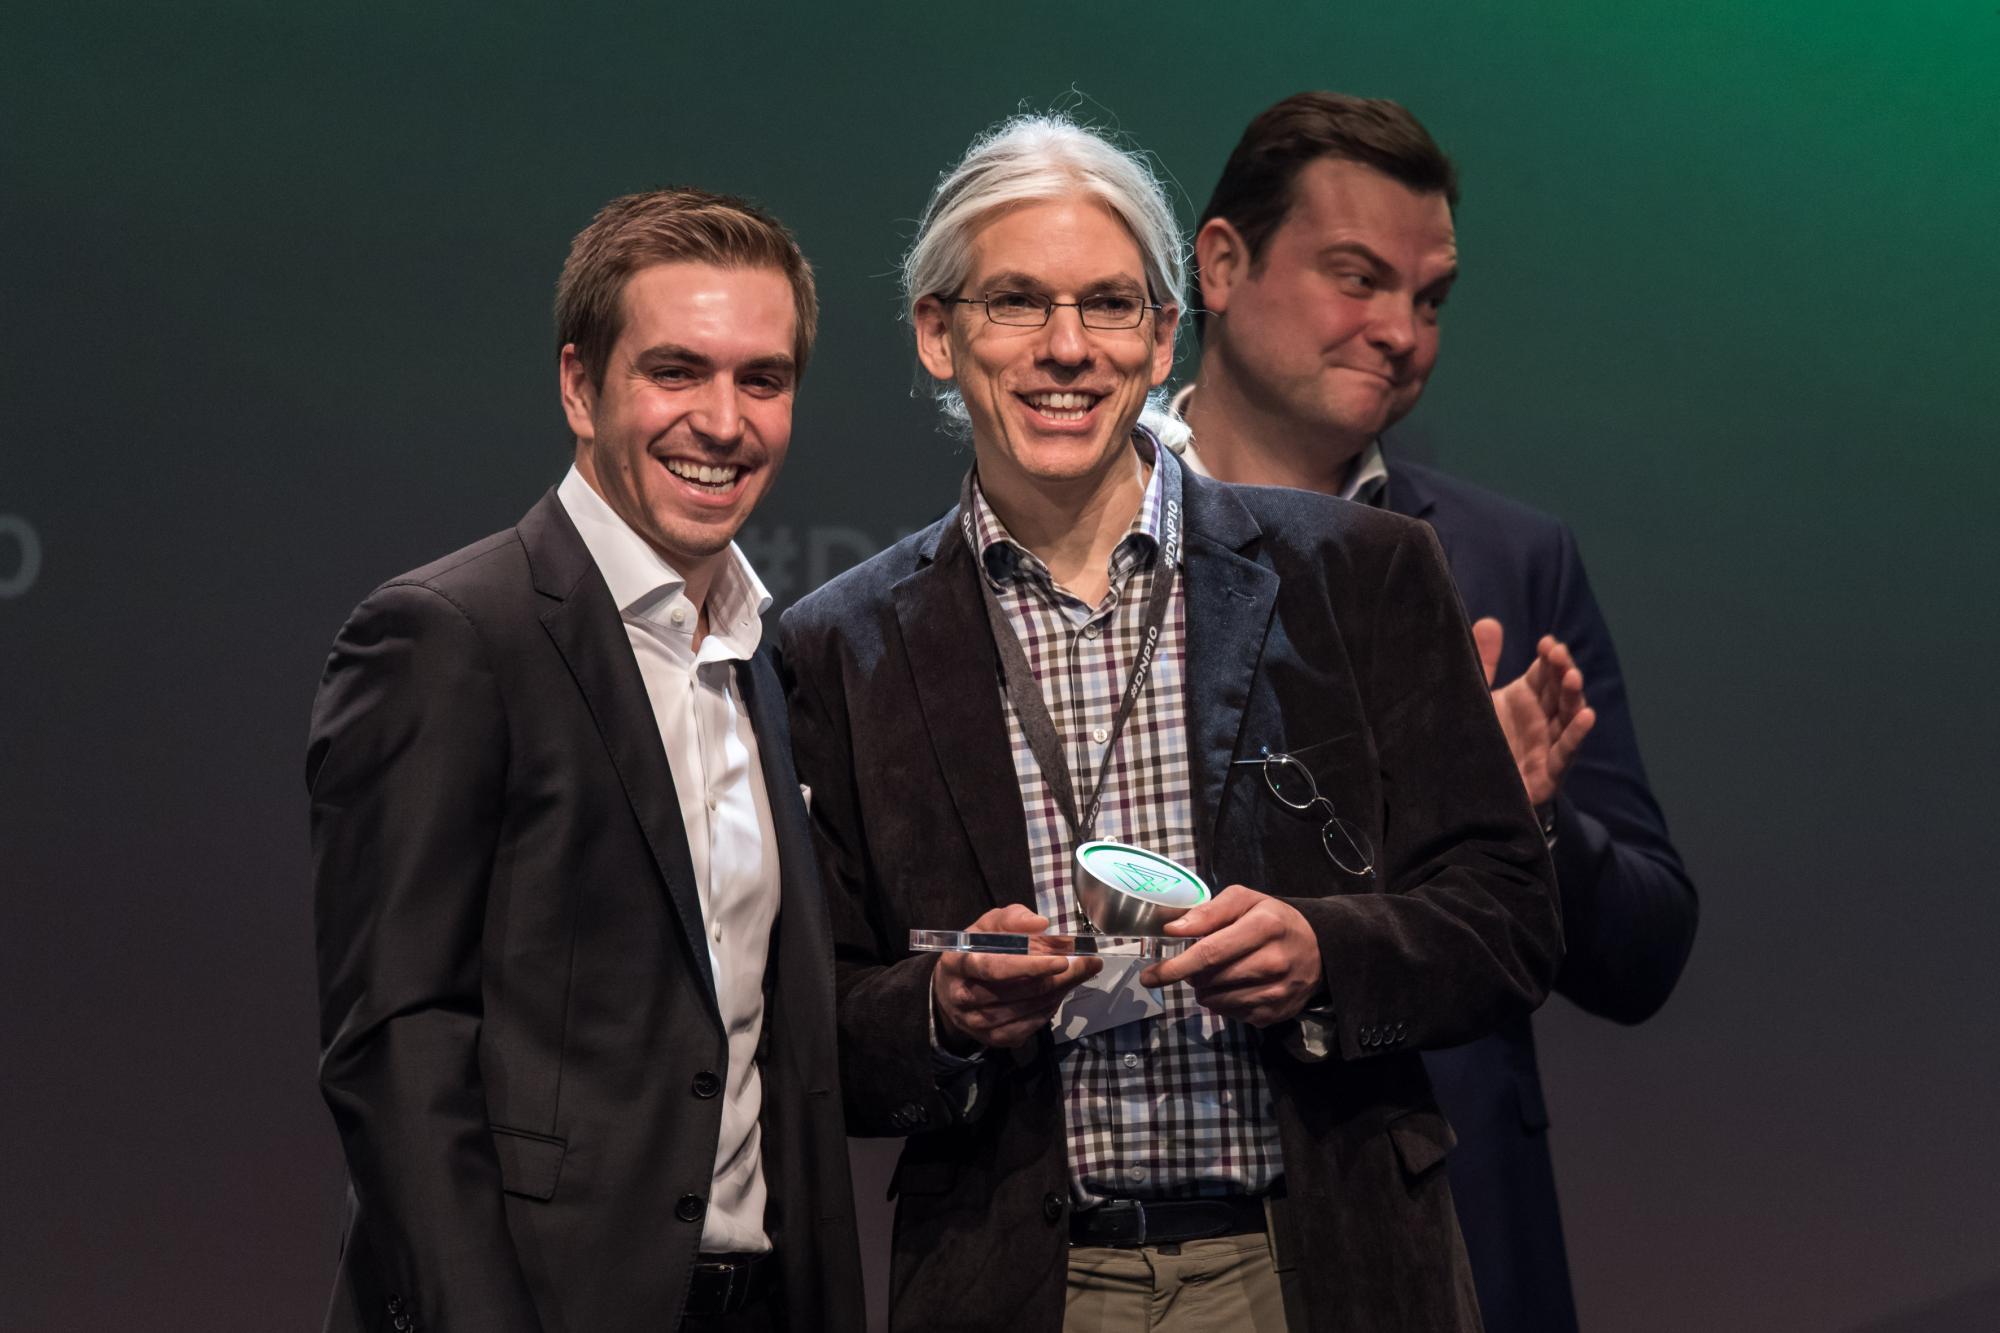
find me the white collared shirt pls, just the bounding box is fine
[1165,383,1389,505]
[557,465,778,1255]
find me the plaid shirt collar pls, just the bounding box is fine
[967,426,1173,597]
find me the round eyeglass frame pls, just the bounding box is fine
[1233,746,1377,878]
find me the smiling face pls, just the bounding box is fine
[560,261,797,582]
[913,195,1176,503]
[1200,157,1456,453]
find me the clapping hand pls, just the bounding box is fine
[1474,618,1596,808]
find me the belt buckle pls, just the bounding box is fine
[1104,1198,1147,1247]
[695,1258,746,1315]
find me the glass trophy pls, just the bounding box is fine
[909,840,1210,956]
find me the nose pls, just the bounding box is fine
[1367,297,1418,360]
[1037,302,1093,368]
[687,376,746,445]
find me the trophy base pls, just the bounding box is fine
[909,930,1189,959]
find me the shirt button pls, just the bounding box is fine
[1127,1166,1147,1183]
[707,797,718,811]
[1219,1089,1234,1105]
[1092,726,1109,745]
[1083,623,1101,639]
[669,607,688,626]
[711,923,722,943]
[1122,1052,1140,1069]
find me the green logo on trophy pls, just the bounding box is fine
[1074,841,1210,933]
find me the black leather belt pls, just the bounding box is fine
[1069,1195,1269,1248]
[684,1250,774,1318]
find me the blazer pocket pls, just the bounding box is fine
[491,1125,567,1201]
[1386,1105,1458,1181]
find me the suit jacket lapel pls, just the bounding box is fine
[891,513,1035,915]
[1180,474,1280,870]
[518,490,720,1018]
[738,649,812,911]
[737,648,818,1071]
[1384,459,1457,568]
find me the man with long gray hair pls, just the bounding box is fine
[781,113,1562,1331]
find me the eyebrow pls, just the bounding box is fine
[1319,243,1459,291]
[973,270,1149,297]
[633,343,797,378]
[1317,242,1397,274]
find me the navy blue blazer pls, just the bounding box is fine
[1389,457,1700,1333]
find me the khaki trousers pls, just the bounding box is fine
[1065,1230,1306,1332]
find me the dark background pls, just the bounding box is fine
[5,4,1997,1329]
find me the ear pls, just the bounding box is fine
[1149,302,1179,388]
[1194,217,1247,319]
[912,294,958,384]
[558,345,597,444]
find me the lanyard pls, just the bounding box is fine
[957,443,1184,846]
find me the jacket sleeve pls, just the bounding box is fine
[1541,523,1699,1022]
[1287,521,1564,1060]
[308,582,542,1333]
[776,614,972,1139]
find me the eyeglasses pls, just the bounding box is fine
[1232,746,1376,878]
[936,289,1161,330]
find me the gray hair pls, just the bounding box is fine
[901,112,1191,445]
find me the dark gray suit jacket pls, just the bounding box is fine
[780,469,1562,1333]
[308,491,864,1333]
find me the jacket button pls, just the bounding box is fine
[692,1070,722,1098]
[676,1193,706,1223]
[393,1319,410,1332]
[387,1297,404,1314]
[1043,1192,1065,1223]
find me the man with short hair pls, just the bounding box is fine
[309,187,863,1333]
[782,114,1561,1332]
[1178,91,1700,1333]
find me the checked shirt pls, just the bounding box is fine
[967,439,1282,1204]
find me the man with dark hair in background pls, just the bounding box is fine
[783,112,1561,1333]
[308,188,863,1333]
[1174,90,1700,1332]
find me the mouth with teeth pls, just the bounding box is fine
[1017,389,1105,426]
[661,457,747,495]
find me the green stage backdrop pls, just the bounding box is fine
[4,4,1996,1329]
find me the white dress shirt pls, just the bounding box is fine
[557,465,779,1255]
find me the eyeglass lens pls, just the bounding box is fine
[1262,755,1319,810]
[1321,816,1375,877]
[982,291,1149,329]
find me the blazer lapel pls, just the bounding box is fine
[1384,458,1456,566]
[737,648,820,1075]
[736,649,825,969]
[1179,474,1280,870]
[891,512,1035,915]
[518,491,720,1016]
